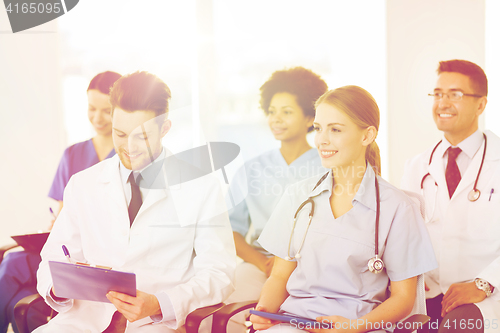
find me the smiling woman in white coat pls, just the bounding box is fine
[401,60,499,333]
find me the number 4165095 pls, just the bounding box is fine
[443,318,498,330]
[6,2,61,14]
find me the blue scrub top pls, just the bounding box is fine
[258,164,437,320]
[48,139,115,201]
[228,148,326,254]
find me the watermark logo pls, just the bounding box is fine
[134,141,240,190]
[291,318,425,331]
[3,0,79,33]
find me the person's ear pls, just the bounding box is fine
[160,119,172,138]
[476,96,487,117]
[361,126,377,147]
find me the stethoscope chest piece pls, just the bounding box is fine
[368,255,384,274]
[468,189,481,202]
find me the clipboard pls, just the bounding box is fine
[249,310,332,329]
[11,232,50,253]
[49,261,136,303]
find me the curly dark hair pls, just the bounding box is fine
[259,67,328,132]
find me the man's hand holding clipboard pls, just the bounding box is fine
[49,261,162,322]
[106,290,162,322]
[50,245,162,322]
[48,261,136,303]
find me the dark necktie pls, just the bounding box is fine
[446,147,462,198]
[128,172,142,226]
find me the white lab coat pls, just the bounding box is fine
[401,130,500,332]
[36,152,236,333]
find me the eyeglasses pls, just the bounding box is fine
[428,91,483,101]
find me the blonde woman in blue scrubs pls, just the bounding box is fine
[252,86,438,333]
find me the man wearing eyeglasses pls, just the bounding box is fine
[401,60,500,333]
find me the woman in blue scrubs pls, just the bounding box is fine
[252,86,437,332]
[0,71,120,333]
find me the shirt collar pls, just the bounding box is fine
[119,148,166,187]
[441,130,484,159]
[308,162,378,212]
[352,163,377,211]
[308,170,332,198]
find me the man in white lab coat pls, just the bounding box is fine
[35,71,236,332]
[402,60,500,333]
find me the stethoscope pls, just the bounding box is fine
[420,133,487,202]
[285,171,385,274]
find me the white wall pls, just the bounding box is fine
[387,0,485,186]
[485,0,500,134]
[0,16,65,244]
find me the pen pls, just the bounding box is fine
[489,189,494,201]
[49,207,57,219]
[75,262,112,270]
[62,245,74,263]
[62,245,111,269]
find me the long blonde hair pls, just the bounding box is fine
[315,85,381,175]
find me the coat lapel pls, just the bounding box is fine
[99,155,130,224]
[425,142,451,208]
[427,146,447,193]
[134,149,181,222]
[452,142,487,200]
[138,187,167,219]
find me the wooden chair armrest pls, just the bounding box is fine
[394,314,430,333]
[14,293,45,333]
[185,303,224,333]
[212,300,258,333]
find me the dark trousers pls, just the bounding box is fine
[426,294,484,333]
[0,251,48,333]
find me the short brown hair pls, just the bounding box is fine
[437,60,488,96]
[109,71,171,117]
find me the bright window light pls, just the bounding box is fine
[212,0,387,177]
[57,0,387,177]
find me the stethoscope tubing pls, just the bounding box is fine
[285,172,327,261]
[374,173,380,257]
[420,134,487,202]
[287,170,383,270]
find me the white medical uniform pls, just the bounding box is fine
[258,164,437,332]
[401,130,500,333]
